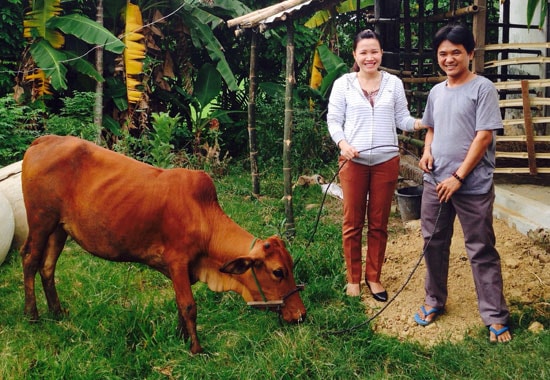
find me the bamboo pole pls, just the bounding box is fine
[380,66,414,77]
[248,31,260,197]
[521,80,538,175]
[484,42,550,51]
[472,0,486,74]
[93,0,104,144]
[499,98,550,107]
[417,5,479,22]
[494,167,550,174]
[398,135,425,149]
[402,76,447,84]
[500,119,550,128]
[283,20,295,238]
[493,78,550,90]
[368,5,479,24]
[485,56,550,69]
[496,152,550,159]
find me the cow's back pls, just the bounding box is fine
[22,135,220,264]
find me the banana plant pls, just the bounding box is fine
[175,0,242,92]
[305,0,373,29]
[124,2,146,104]
[527,0,548,29]
[21,0,125,97]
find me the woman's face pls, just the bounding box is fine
[353,38,382,74]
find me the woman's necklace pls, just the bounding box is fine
[358,71,382,95]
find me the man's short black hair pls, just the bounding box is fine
[433,24,476,53]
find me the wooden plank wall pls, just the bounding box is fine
[488,42,550,174]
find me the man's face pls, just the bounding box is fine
[437,40,474,79]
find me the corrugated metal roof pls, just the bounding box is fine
[263,0,316,24]
[227,0,341,33]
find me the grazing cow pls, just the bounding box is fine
[21,135,306,354]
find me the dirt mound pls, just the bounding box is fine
[363,217,549,346]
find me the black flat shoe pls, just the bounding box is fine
[367,283,388,302]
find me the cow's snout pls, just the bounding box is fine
[283,308,306,324]
[281,294,306,323]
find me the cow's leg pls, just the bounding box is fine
[168,262,202,354]
[39,226,68,316]
[21,233,49,321]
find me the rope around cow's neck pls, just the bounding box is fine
[249,237,268,303]
[247,237,305,317]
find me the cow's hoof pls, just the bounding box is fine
[190,344,204,355]
[25,312,39,323]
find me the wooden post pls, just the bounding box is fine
[248,31,260,196]
[375,0,400,70]
[472,0,486,74]
[283,20,295,238]
[93,0,104,144]
[521,80,538,175]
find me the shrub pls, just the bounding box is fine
[148,112,178,169]
[44,92,98,141]
[0,95,40,165]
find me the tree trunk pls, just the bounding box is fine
[93,0,104,143]
[283,21,295,238]
[248,31,260,197]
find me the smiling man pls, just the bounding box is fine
[414,24,512,344]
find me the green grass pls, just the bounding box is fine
[0,168,548,379]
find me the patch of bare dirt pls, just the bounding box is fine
[363,215,549,346]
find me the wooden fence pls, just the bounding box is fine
[488,42,550,175]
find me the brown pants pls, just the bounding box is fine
[420,181,509,325]
[339,156,399,284]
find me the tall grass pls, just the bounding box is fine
[0,168,548,379]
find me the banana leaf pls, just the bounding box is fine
[527,0,548,29]
[124,3,146,104]
[184,0,225,29]
[317,44,348,96]
[205,0,251,18]
[178,4,239,92]
[317,43,346,73]
[194,63,222,109]
[23,0,64,48]
[30,39,68,90]
[47,14,125,54]
[305,0,373,28]
[63,51,104,83]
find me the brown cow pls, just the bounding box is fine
[21,135,306,354]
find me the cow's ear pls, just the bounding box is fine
[219,257,254,275]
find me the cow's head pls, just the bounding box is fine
[219,236,306,323]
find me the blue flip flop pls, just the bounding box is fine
[489,325,510,343]
[414,305,443,326]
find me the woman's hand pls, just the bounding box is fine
[339,140,359,160]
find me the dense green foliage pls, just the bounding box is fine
[0,0,24,96]
[0,168,548,379]
[0,96,40,166]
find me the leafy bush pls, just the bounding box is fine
[255,89,337,176]
[0,95,41,165]
[44,92,98,141]
[149,112,178,169]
